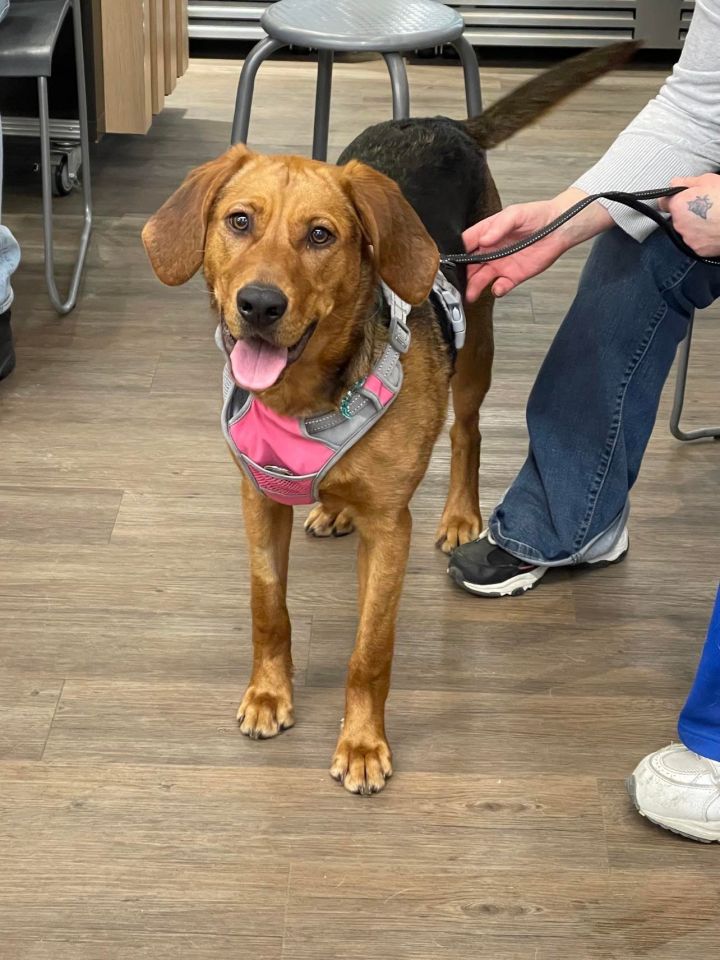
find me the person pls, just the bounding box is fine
[448,0,720,841]
[0,114,21,381]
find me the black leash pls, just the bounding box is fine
[440,186,720,268]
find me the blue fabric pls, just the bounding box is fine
[489,226,720,565]
[678,586,720,762]
[0,114,21,312]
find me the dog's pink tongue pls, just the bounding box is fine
[230,338,288,391]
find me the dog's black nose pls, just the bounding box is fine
[237,284,288,326]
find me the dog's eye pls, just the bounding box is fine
[309,226,333,246]
[228,212,251,233]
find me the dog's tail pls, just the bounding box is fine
[463,41,640,151]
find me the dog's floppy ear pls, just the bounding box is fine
[342,160,439,305]
[142,144,252,285]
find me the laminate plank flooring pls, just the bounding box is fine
[1,54,719,959]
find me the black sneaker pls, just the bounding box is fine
[448,528,629,598]
[0,309,15,381]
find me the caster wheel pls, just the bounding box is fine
[53,157,73,197]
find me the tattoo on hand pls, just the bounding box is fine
[687,195,713,220]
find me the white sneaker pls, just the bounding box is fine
[627,743,720,842]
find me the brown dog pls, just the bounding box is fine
[143,42,636,794]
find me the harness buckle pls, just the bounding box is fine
[433,271,466,351]
[381,281,412,355]
[389,316,411,354]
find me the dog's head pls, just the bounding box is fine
[142,145,438,395]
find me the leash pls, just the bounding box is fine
[440,186,720,268]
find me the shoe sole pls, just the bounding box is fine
[626,775,720,843]
[448,543,629,599]
[447,564,543,598]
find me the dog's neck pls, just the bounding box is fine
[333,287,386,390]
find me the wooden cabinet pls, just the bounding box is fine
[100,0,189,134]
[0,0,188,138]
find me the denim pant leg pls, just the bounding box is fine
[678,586,720,762]
[489,227,720,566]
[0,115,22,313]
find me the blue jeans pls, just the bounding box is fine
[489,226,720,760]
[490,226,720,565]
[0,115,21,312]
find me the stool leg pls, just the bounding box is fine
[452,36,482,117]
[670,317,720,441]
[312,50,334,161]
[232,36,286,145]
[382,53,410,120]
[38,0,93,316]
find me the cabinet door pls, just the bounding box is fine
[149,0,165,114]
[100,0,152,134]
[163,0,178,95]
[176,0,189,76]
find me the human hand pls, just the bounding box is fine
[462,187,614,301]
[658,174,720,258]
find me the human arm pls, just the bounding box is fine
[657,173,720,257]
[574,0,720,240]
[464,0,720,300]
[463,187,614,300]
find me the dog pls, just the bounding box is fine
[143,42,637,795]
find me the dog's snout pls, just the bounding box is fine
[237,284,288,327]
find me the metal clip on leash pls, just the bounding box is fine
[441,187,720,268]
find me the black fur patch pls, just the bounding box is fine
[339,116,490,287]
[338,117,491,360]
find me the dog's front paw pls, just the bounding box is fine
[435,509,482,554]
[330,735,393,795]
[304,504,355,538]
[237,686,294,740]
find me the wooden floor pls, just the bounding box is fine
[2,54,720,959]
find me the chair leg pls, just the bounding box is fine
[382,53,410,120]
[37,0,93,316]
[312,50,333,161]
[670,316,720,441]
[231,36,286,145]
[452,35,482,117]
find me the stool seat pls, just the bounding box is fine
[262,0,464,52]
[233,0,482,162]
[0,0,70,78]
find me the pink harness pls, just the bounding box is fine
[220,276,465,505]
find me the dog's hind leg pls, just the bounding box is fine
[237,478,296,739]
[435,290,494,554]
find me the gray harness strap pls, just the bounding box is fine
[433,270,466,350]
[304,343,402,435]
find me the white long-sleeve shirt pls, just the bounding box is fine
[573,0,720,240]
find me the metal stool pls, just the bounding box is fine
[0,0,92,314]
[231,0,482,160]
[670,318,720,441]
